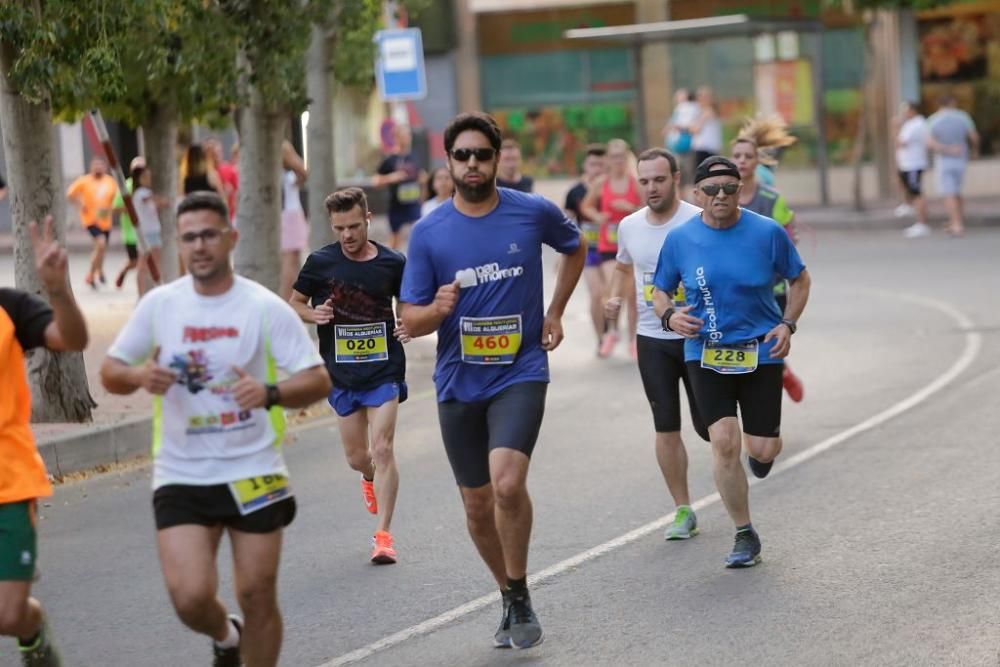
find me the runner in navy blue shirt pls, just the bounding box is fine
[653,156,811,569]
[400,112,586,650]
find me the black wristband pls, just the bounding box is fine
[264,384,281,409]
[661,308,676,332]
[781,319,797,335]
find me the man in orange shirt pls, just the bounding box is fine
[0,217,88,666]
[66,156,118,289]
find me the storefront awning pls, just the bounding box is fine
[564,14,824,44]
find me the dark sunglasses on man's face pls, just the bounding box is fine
[698,183,740,197]
[450,148,496,163]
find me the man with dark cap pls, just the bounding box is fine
[651,156,811,568]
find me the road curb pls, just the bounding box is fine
[38,416,152,478]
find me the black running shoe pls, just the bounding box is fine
[493,596,512,648]
[747,455,774,479]
[725,528,762,568]
[212,615,243,667]
[506,590,543,649]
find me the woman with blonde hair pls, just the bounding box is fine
[580,137,641,359]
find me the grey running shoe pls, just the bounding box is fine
[724,528,762,568]
[506,590,543,649]
[212,615,243,667]
[19,619,61,667]
[493,597,512,648]
[665,506,699,540]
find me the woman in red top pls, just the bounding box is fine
[580,138,641,358]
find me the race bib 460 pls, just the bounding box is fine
[460,315,522,365]
[335,323,389,363]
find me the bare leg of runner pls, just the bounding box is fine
[231,529,284,667]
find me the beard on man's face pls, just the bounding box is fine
[450,167,496,204]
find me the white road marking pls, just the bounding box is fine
[319,291,981,666]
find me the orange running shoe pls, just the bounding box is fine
[371,530,397,564]
[598,331,619,358]
[782,367,804,403]
[361,476,377,514]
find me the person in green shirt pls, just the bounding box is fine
[112,158,143,291]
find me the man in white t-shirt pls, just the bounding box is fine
[100,191,331,667]
[894,102,931,238]
[604,148,709,541]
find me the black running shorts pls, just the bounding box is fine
[686,362,784,438]
[437,381,547,488]
[636,335,709,441]
[125,243,139,261]
[153,483,297,533]
[897,169,923,197]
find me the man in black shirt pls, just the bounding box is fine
[563,143,607,351]
[289,187,410,565]
[373,125,423,250]
[496,138,534,193]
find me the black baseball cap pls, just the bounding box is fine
[693,156,741,184]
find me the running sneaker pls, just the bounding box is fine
[361,476,377,514]
[212,615,243,667]
[84,274,97,290]
[493,598,512,648]
[747,455,774,479]
[506,590,543,649]
[725,528,762,568]
[902,222,931,238]
[664,506,699,540]
[782,367,804,403]
[629,339,638,360]
[893,203,914,218]
[98,272,107,285]
[370,530,397,564]
[19,619,62,667]
[598,331,619,358]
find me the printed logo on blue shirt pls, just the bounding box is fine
[455,262,524,289]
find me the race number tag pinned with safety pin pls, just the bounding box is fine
[700,340,759,375]
[228,475,291,515]
[460,315,522,365]
[642,272,655,307]
[334,323,389,363]
[582,222,600,247]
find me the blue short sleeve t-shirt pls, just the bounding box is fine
[653,208,805,364]
[400,188,581,402]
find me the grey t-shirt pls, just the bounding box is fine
[928,108,975,163]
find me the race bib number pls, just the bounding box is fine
[460,315,522,365]
[334,323,389,363]
[228,474,291,515]
[674,284,686,307]
[642,272,655,307]
[581,222,600,246]
[397,182,421,204]
[700,340,759,375]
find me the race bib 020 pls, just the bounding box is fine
[460,315,522,365]
[334,323,389,363]
[228,474,291,515]
[700,340,759,375]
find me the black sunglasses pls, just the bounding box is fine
[450,148,496,162]
[698,183,740,197]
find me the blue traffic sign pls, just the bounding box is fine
[375,28,427,101]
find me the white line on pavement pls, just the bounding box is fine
[318,290,982,667]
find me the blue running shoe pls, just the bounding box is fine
[725,528,762,568]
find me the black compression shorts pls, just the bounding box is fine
[636,335,709,441]
[686,362,784,438]
[153,483,296,533]
[437,382,547,488]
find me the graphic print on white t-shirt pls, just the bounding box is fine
[107,276,323,488]
[616,200,702,340]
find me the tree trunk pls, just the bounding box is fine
[233,84,285,292]
[306,21,336,251]
[0,38,96,422]
[851,18,876,212]
[144,100,179,281]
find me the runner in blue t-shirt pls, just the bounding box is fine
[400,112,586,650]
[652,156,811,569]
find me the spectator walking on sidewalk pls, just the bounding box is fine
[927,94,979,237]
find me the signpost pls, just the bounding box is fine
[375,28,427,102]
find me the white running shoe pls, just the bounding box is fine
[894,203,914,218]
[903,222,931,239]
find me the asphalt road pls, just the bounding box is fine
[7,227,1000,666]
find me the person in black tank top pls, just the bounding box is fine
[181,144,223,196]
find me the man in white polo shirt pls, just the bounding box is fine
[605,147,709,541]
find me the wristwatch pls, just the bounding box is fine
[264,384,282,409]
[780,319,797,335]
[661,308,676,333]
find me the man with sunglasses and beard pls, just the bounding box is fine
[400,112,586,649]
[652,157,810,569]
